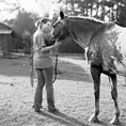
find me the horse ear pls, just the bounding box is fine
[60,11,64,19]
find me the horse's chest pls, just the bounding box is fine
[70,30,92,48]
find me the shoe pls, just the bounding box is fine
[32,105,42,109]
[32,105,42,113]
[48,107,58,113]
[34,108,41,113]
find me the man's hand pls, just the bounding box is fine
[29,55,33,65]
[54,41,61,47]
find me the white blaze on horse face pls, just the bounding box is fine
[51,19,64,40]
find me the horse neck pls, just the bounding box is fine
[69,17,105,32]
[67,17,107,49]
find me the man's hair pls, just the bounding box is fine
[40,17,51,24]
[35,17,51,28]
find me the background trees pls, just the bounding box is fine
[59,0,126,26]
[56,0,126,53]
[1,0,126,53]
[6,11,39,53]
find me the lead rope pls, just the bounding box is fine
[29,38,36,123]
[30,47,34,87]
[52,54,58,83]
[30,48,36,125]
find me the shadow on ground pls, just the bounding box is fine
[0,56,92,82]
[36,110,126,126]
[38,110,90,126]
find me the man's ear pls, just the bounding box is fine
[60,11,64,19]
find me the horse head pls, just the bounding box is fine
[51,11,69,41]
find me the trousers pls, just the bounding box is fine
[34,67,55,109]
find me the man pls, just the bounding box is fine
[32,17,60,112]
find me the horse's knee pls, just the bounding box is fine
[111,88,117,100]
[95,109,99,116]
[94,90,100,100]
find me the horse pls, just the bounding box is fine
[51,11,126,125]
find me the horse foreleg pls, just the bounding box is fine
[110,74,120,125]
[89,65,101,123]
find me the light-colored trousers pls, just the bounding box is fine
[34,67,55,109]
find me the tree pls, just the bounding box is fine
[59,0,126,25]
[0,0,22,21]
[7,10,38,35]
[5,10,39,51]
[22,31,32,53]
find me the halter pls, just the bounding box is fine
[53,18,68,40]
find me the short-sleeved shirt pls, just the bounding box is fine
[33,29,53,68]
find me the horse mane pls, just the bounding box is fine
[69,16,105,24]
[68,16,114,33]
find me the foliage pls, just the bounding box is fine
[56,0,126,53]
[4,0,126,53]
[59,0,126,26]
[22,31,32,53]
[7,10,38,35]
[6,10,39,51]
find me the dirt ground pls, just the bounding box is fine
[0,55,126,126]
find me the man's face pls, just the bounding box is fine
[41,21,52,33]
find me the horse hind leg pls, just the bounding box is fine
[110,74,120,125]
[89,65,101,123]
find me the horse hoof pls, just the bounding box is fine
[88,115,100,123]
[110,117,120,125]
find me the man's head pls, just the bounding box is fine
[35,17,52,33]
